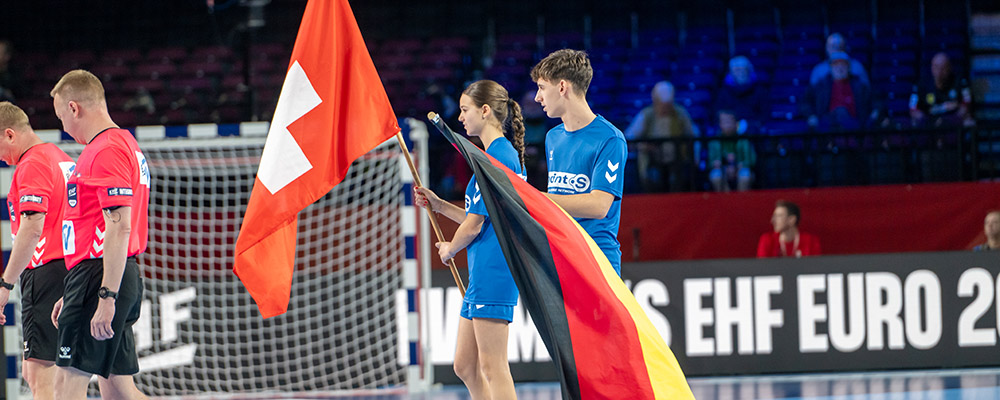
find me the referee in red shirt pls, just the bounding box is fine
[0,101,75,400]
[49,70,151,400]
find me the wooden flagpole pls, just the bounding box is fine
[394,129,467,296]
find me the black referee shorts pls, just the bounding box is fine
[20,259,67,362]
[55,257,143,378]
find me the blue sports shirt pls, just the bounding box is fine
[545,115,627,274]
[463,137,523,305]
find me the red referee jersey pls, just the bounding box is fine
[756,231,822,258]
[62,128,150,269]
[6,143,75,268]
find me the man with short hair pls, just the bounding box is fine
[624,80,698,192]
[910,52,974,128]
[804,51,874,131]
[48,69,151,400]
[531,49,628,275]
[0,101,74,400]
[973,211,1000,251]
[809,33,870,86]
[757,200,821,258]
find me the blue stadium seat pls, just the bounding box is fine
[782,25,825,41]
[593,30,631,48]
[735,41,780,58]
[765,120,810,135]
[670,73,718,91]
[778,54,822,70]
[628,46,674,63]
[871,66,916,84]
[617,92,652,110]
[770,104,800,120]
[545,32,584,50]
[876,35,918,51]
[640,29,679,48]
[782,39,824,55]
[591,47,628,62]
[675,89,713,105]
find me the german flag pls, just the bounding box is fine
[428,114,693,400]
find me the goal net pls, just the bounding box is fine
[47,135,413,397]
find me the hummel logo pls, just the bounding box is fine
[31,238,45,267]
[473,194,481,204]
[607,160,620,172]
[91,227,105,258]
[58,346,71,359]
[605,172,618,183]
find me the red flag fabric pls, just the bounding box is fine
[234,0,399,318]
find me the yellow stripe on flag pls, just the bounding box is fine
[554,205,694,399]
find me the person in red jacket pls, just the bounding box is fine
[757,200,821,258]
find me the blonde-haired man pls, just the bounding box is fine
[49,70,151,400]
[0,101,74,400]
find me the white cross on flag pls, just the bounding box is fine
[234,0,399,318]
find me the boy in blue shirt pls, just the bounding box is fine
[531,49,628,275]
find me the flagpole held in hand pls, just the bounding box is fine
[394,126,467,297]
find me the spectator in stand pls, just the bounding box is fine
[803,52,874,131]
[624,81,698,192]
[973,211,1000,251]
[810,33,870,86]
[0,40,23,102]
[123,87,156,116]
[910,52,975,128]
[714,56,767,129]
[757,200,821,258]
[708,110,756,192]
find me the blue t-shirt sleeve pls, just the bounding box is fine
[495,146,523,177]
[465,175,487,216]
[590,137,626,199]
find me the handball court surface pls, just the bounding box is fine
[133,367,1000,400]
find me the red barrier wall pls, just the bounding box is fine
[433,182,1000,266]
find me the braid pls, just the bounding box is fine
[506,98,526,168]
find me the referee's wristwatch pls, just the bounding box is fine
[98,287,118,300]
[0,279,13,291]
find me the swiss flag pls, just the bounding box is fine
[234,0,399,318]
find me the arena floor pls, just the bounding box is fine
[144,367,1000,400]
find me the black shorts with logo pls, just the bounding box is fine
[20,259,67,362]
[55,257,143,378]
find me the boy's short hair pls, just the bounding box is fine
[530,49,593,97]
[776,200,801,225]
